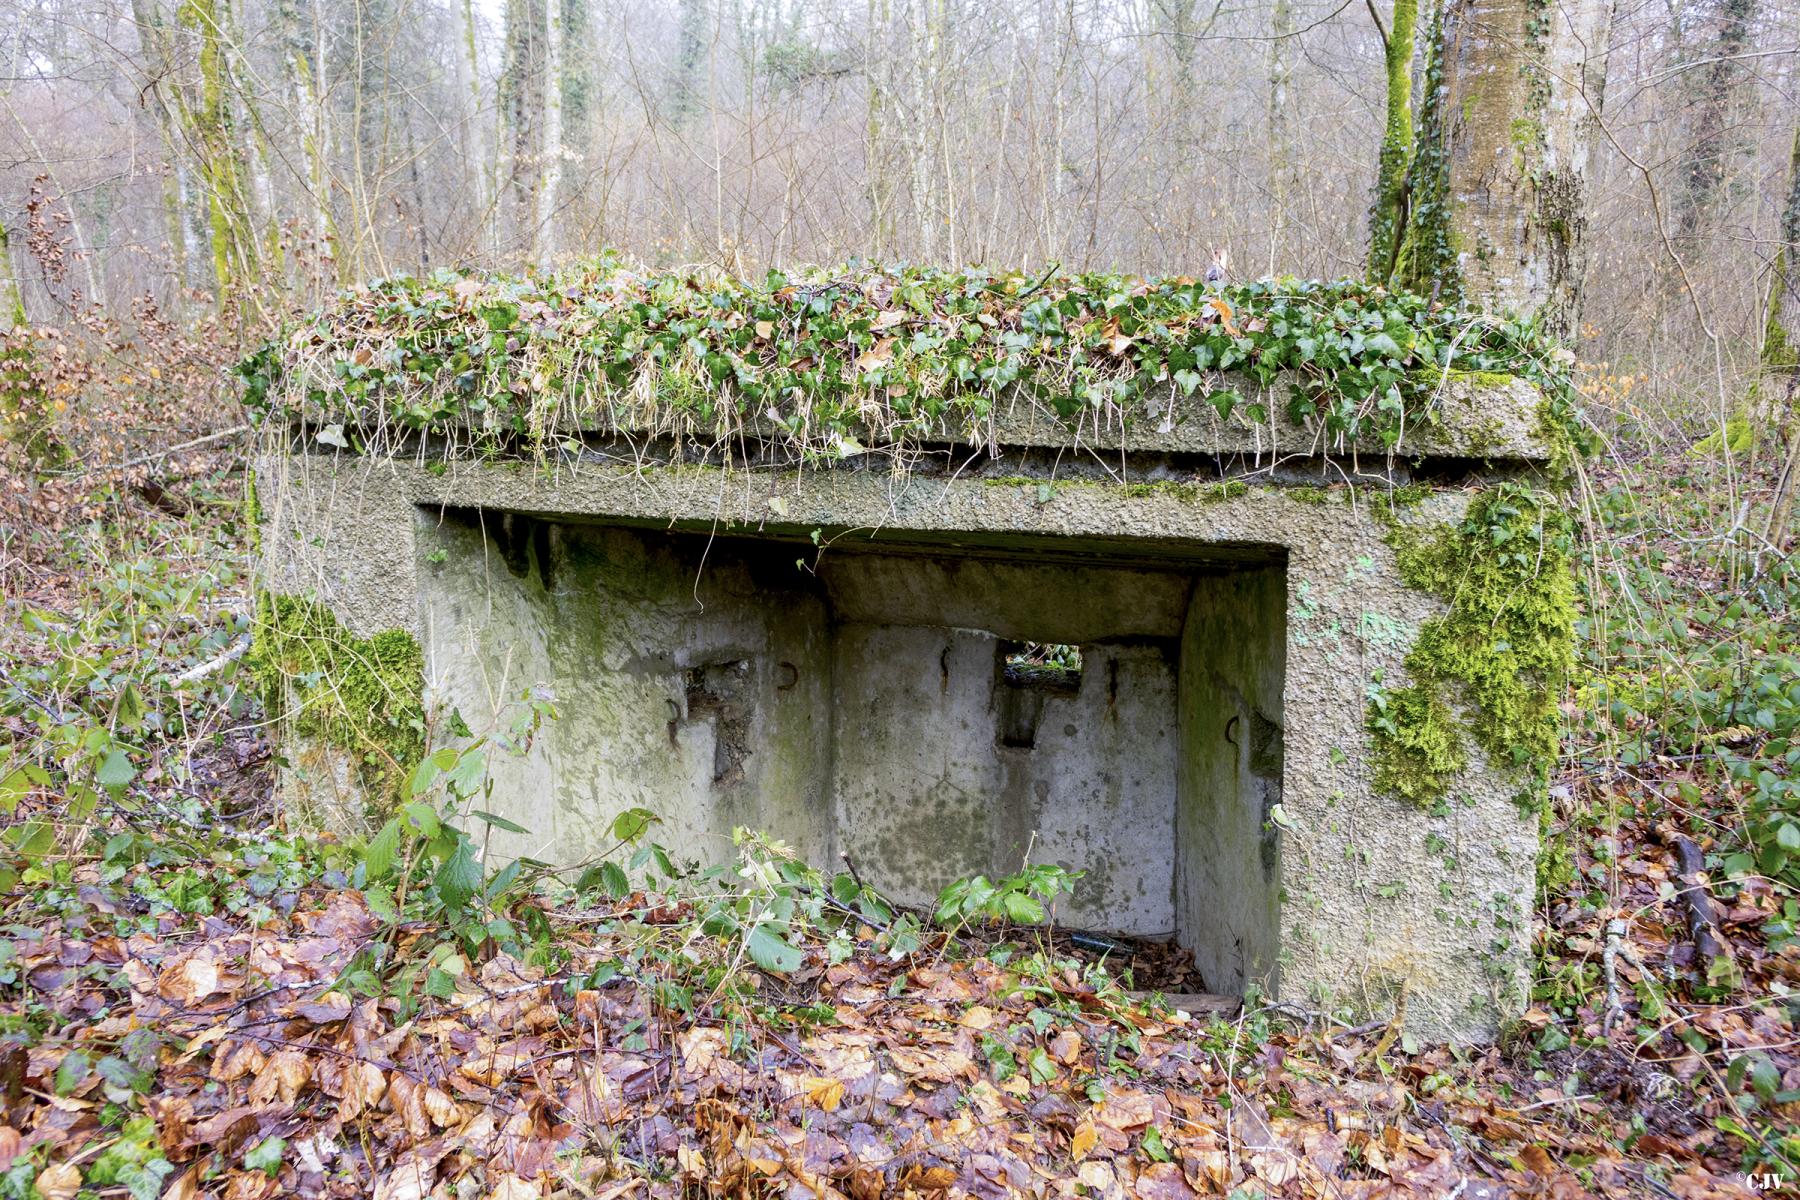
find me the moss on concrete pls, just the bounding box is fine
[1368,486,1576,808]
[1285,486,1334,505]
[250,592,426,805]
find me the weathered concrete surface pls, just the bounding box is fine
[553,373,1553,464]
[830,625,1180,936]
[416,515,835,869]
[261,449,1542,1042]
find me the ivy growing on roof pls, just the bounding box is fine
[239,260,1586,461]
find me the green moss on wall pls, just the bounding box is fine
[250,592,426,805]
[1285,486,1333,505]
[1368,486,1576,809]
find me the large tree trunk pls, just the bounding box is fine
[1396,0,1612,336]
[1759,127,1800,549]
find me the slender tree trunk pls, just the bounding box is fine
[864,0,895,258]
[455,0,494,259]
[672,0,706,126]
[1367,0,1418,284]
[0,217,24,327]
[130,0,193,311]
[277,0,335,294]
[534,0,563,263]
[1266,0,1295,275]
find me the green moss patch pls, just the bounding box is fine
[1368,486,1577,808]
[250,593,425,805]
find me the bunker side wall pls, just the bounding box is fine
[1176,565,1287,996]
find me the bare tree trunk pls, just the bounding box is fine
[864,0,896,258]
[130,0,194,311]
[1675,0,1757,243]
[499,0,541,257]
[534,0,564,263]
[1760,126,1800,548]
[456,0,495,259]
[0,217,24,327]
[277,0,335,295]
[1267,0,1295,276]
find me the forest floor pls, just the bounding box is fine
[1,416,1798,1199]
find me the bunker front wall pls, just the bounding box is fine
[257,449,1542,1041]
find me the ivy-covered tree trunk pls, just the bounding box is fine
[1366,0,1418,284]
[177,0,259,304]
[1674,0,1757,243]
[1391,0,1612,338]
[1766,127,1800,385]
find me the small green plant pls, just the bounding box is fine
[359,688,557,957]
[934,862,1084,927]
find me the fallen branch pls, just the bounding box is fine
[1602,916,1651,1035]
[1658,827,1728,963]
[174,634,252,684]
[80,424,250,476]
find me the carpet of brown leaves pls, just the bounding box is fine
[0,861,1775,1200]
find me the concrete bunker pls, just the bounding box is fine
[252,263,1579,1039]
[418,509,1287,995]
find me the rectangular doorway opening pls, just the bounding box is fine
[416,509,1288,996]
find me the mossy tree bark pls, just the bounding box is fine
[176,0,260,306]
[1761,126,1800,547]
[1765,126,1800,384]
[275,0,336,295]
[1386,0,1612,338]
[0,218,24,327]
[1366,0,1419,285]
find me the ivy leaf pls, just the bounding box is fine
[243,1136,286,1177]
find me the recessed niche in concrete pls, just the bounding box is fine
[416,509,1286,996]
